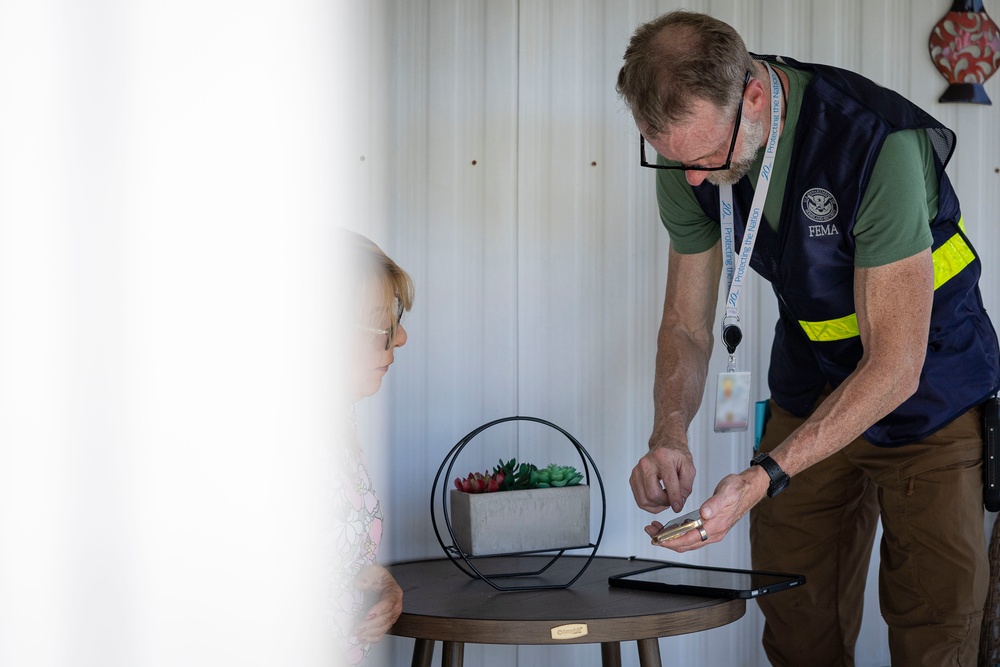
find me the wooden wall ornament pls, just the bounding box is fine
[929,0,1000,104]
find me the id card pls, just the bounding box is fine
[714,371,751,432]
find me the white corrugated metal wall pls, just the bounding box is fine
[354,1,1000,665]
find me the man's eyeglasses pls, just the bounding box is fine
[639,70,752,172]
[358,297,404,350]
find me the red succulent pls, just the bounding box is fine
[454,470,504,493]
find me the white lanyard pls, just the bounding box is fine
[719,62,782,370]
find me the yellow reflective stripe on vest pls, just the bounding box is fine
[798,224,973,342]
[799,313,860,342]
[931,227,975,290]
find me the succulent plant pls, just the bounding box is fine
[453,459,583,492]
[530,463,584,488]
[492,458,536,491]
[454,470,503,493]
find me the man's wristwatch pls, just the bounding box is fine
[751,452,790,498]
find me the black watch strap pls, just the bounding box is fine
[751,452,790,498]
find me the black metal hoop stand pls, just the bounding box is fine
[430,415,606,591]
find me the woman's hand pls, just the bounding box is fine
[352,564,403,644]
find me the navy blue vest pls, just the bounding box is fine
[693,56,1000,446]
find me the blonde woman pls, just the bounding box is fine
[332,230,411,664]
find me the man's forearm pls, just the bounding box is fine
[649,242,724,450]
[765,249,933,479]
[650,319,714,449]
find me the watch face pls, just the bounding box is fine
[768,476,790,498]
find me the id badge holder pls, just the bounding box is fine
[714,371,751,432]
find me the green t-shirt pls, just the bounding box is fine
[656,63,936,268]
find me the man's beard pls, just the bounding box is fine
[706,115,766,187]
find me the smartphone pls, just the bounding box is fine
[984,396,999,512]
[651,510,704,544]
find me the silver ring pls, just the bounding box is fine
[698,526,708,541]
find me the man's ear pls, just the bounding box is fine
[744,73,770,118]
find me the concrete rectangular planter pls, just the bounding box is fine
[449,485,590,556]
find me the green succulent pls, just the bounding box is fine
[486,459,583,490]
[530,463,584,488]
[491,458,536,491]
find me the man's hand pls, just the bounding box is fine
[352,564,403,645]
[644,466,769,551]
[629,440,696,513]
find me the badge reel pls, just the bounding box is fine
[714,320,751,433]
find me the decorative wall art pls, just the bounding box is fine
[929,0,1000,104]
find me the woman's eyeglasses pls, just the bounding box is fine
[357,297,404,350]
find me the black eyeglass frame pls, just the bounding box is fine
[639,70,752,172]
[358,297,405,350]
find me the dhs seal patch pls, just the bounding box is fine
[801,188,838,223]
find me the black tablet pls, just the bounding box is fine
[608,561,805,599]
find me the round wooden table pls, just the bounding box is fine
[386,555,746,667]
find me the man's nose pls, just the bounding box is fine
[685,170,709,187]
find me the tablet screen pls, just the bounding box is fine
[609,563,805,599]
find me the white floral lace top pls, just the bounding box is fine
[329,406,383,665]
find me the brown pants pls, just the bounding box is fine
[750,398,987,667]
